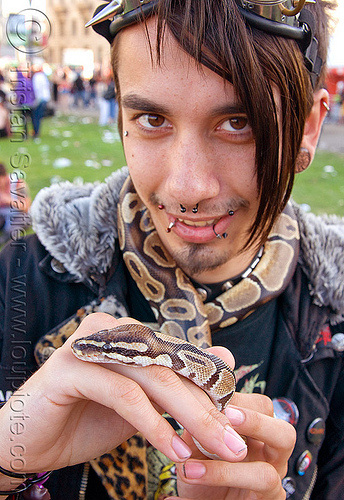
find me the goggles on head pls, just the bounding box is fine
[87,0,321,87]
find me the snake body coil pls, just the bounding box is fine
[71,323,236,411]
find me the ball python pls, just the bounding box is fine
[72,323,236,459]
[71,323,236,413]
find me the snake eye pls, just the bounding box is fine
[102,343,113,352]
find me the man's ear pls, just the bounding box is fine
[300,88,330,163]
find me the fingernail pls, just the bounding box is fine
[183,461,206,479]
[172,435,192,460]
[225,407,245,426]
[223,424,247,455]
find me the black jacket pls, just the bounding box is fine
[1,169,343,499]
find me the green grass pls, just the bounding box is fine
[292,150,344,216]
[1,112,343,216]
[0,112,126,199]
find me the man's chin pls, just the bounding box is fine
[171,243,230,278]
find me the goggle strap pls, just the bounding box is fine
[240,6,321,87]
[91,2,322,87]
[109,0,158,37]
[238,6,307,44]
[298,8,323,87]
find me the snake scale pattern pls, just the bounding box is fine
[71,323,236,411]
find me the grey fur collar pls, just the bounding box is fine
[292,202,344,323]
[31,171,344,321]
[31,167,129,281]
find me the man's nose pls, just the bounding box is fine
[166,133,220,208]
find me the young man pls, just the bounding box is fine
[0,1,343,499]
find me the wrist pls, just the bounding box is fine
[0,471,23,496]
[0,466,51,497]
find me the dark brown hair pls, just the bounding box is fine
[111,0,336,249]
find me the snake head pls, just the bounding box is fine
[71,326,172,367]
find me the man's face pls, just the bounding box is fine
[117,19,261,283]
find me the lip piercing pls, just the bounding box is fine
[166,220,176,233]
[228,210,234,216]
[180,204,186,213]
[158,204,165,210]
[192,204,199,214]
[213,224,228,239]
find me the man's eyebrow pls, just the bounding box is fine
[121,93,247,116]
[121,94,170,115]
[210,103,247,116]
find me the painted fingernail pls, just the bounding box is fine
[172,435,192,460]
[183,461,206,479]
[225,407,245,426]
[223,424,247,455]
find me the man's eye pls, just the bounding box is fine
[137,114,168,128]
[220,116,250,132]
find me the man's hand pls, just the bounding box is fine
[166,347,296,500]
[0,313,247,474]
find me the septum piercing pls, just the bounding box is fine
[180,205,233,215]
[180,204,199,213]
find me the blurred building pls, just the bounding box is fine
[46,0,110,77]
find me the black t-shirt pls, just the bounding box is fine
[213,298,278,394]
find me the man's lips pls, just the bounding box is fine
[166,213,234,243]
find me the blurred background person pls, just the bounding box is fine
[0,162,31,245]
[12,66,35,139]
[72,73,86,108]
[31,65,51,138]
[0,90,10,138]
